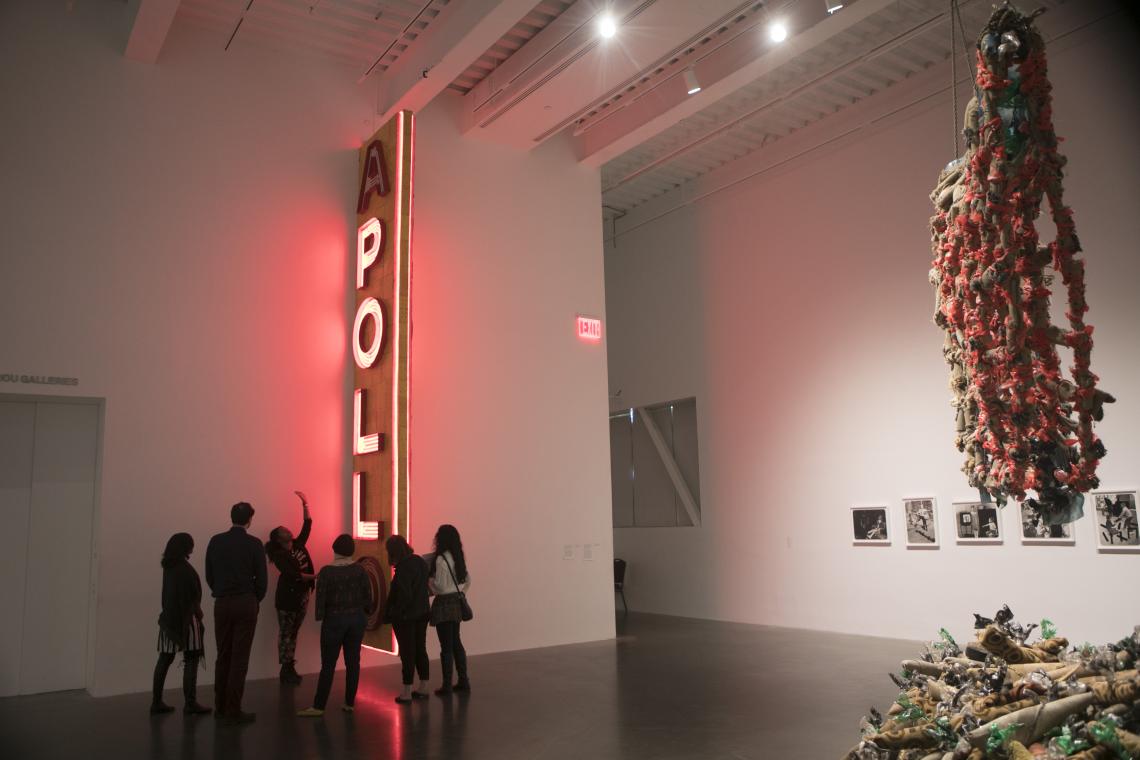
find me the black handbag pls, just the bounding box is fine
[442,555,473,622]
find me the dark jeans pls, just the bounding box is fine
[152,652,201,706]
[436,621,468,685]
[312,611,367,709]
[392,619,429,685]
[214,593,259,717]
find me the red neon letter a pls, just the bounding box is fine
[356,139,390,213]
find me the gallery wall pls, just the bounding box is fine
[1,0,614,697]
[606,4,1140,645]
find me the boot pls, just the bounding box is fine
[280,662,302,685]
[183,656,212,715]
[151,653,174,714]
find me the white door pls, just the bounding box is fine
[0,398,101,696]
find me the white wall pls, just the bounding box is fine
[410,92,615,656]
[1,0,613,696]
[606,7,1140,645]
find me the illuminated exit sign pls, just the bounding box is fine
[577,315,603,341]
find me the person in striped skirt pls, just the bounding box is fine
[151,533,211,715]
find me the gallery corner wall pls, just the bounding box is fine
[1,0,614,696]
[605,8,1140,645]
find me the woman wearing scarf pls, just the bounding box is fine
[297,534,374,716]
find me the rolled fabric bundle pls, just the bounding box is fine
[1008,662,1085,681]
[1116,727,1140,755]
[902,659,947,678]
[966,692,1097,748]
[1066,747,1110,759]
[969,693,1038,723]
[1006,741,1034,760]
[863,724,940,751]
[1088,675,1140,704]
[978,625,1059,664]
[1032,636,1069,659]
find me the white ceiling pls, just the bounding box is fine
[176,0,450,74]
[160,0,1115,218]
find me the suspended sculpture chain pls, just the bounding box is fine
[928,4,1113,524]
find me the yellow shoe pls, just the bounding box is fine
[297,707,324,717]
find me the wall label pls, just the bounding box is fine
[1,374,79,386]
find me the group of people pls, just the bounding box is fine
[151,491,472,725]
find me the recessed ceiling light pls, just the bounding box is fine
[769,22,788,43]
[683,68,701,95]
[598,14,617,39]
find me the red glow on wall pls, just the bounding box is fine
[577,315,603,341]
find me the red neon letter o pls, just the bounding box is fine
[353,297,385,369]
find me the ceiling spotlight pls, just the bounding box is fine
[598,14,617,39]
[769,22,788,43]
[826,2,844,13]
[683,67,701,95]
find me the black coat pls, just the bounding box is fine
[268,518,315,612]
[158,560,202,650]
[384,555,430,623]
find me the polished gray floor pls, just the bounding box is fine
[0,613,917,759]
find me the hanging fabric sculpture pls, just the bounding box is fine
[929,3,1113,525]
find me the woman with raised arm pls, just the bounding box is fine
[265,491,316,684]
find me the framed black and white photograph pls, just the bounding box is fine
[851,506,890,545]
[954,501,1001,544]
[1093,491,1139,552]
[903,497,938,549]
[1019,502,1075,545]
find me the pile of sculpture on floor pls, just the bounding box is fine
[843,605,1140,759]
[929,2,1113,528]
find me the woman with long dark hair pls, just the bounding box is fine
[428,524,471,696]
[152,533,211,715]
[265,491,315,685]
[383,534,431,704]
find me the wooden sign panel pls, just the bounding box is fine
[351,111,414,541]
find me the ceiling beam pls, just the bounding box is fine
[370,0,538,122]
[124,0,183,63]
[573,0,901,168]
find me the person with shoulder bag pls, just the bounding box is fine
[427,524,472,696]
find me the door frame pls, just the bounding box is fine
[0,393,105,695]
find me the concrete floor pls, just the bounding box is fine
[0,613,918,759]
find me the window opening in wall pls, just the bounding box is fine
[609,397,701,528]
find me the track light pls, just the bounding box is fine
[683,67,701,95]
[826,2,844,13]
[768,21,788,43]
[598,14,617,39]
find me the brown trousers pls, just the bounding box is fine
[214,594,259,717]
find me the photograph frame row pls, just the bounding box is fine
[850,490,1138,551]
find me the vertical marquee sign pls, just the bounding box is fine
[352,111,414,544]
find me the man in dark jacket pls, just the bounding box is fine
[205,501,267,725]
